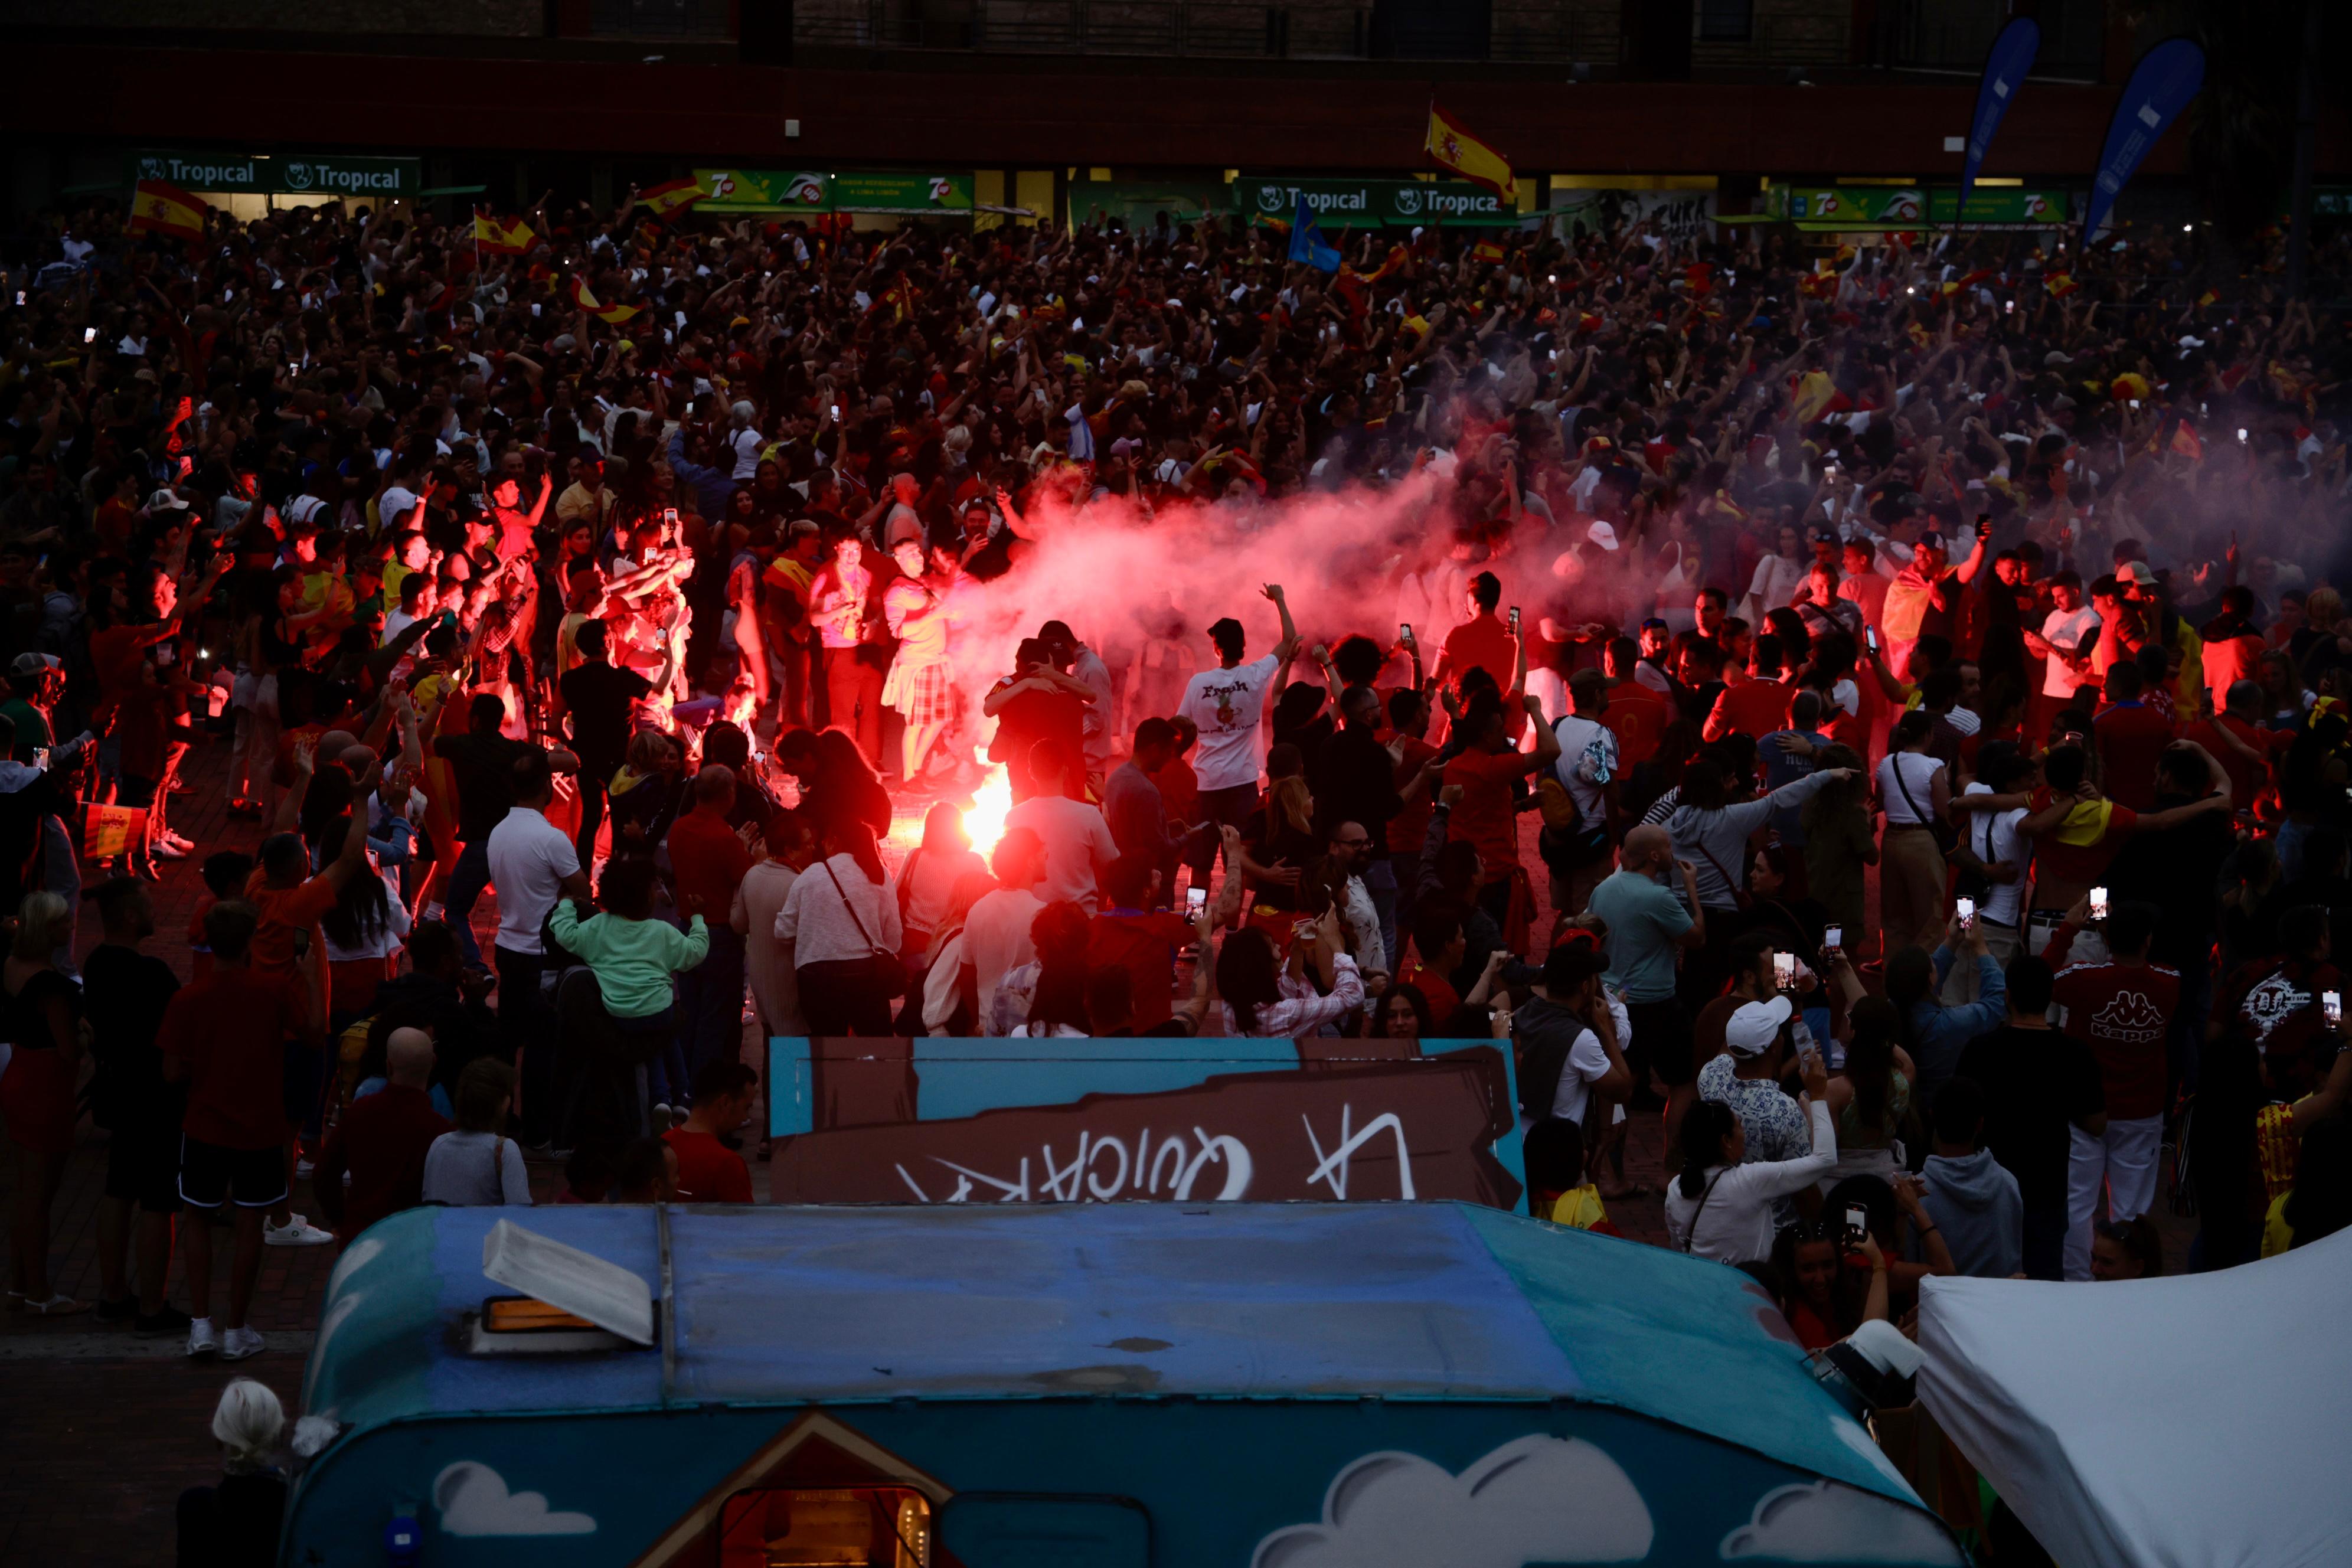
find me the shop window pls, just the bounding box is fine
[1698,0,1754,43]
[718,1487,933,1567]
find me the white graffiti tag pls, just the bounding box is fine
[893,1126,1252,1204]
[1302,1106,1416,1200]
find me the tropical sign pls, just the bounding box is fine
[1237,177,1518,228]
[128,149,419,198]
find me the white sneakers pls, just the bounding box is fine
[221,1325,265,1362]
[187,1318,220,1358]
[264,1213,335,1247]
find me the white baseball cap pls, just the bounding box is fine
[1724,995,1795,1057]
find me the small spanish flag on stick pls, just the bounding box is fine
[637,177,707,218]
[472,208,537,256]
[567,276,640,323]
[129,180,205,244]
[1425,102,1515,202]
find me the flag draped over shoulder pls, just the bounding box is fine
[1425,102,1515,201]
[866,273,918,325]
[567,276,640,323]
[472,208,536,256]
[129,181,204,243]
[638,177,707,218]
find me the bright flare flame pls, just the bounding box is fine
[961,766,1012,855]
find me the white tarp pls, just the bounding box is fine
[482,1218,655,1346]
[1917,1229,2352,1568]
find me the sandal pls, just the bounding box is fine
[22,1295,90,1317]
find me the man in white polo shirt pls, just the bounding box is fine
[485,745,587,1147]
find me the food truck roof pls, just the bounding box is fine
[303,1203,1907,1501]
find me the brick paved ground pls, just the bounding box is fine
[0,727,2196,1564]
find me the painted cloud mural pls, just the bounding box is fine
[1720,1480,1963,1564]
[1253,1435,1654,1568]
[433,1462,597,1537]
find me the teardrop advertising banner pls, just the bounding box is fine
[2083,37,2206,240]
[1960,17,2041,210]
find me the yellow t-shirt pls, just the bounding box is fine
[1546,1185,1612,1231]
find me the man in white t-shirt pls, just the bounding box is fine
[482,748,589,1145]
[2024,568,2101,744]
[1175,584,1301,871]
[1003,741,1120,916]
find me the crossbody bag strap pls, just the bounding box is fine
[1889,751,1932,825]
[1694,837,1746,904]
[1680,1168,1724,1253]
[822,860,887,959]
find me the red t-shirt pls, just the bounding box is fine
[161,968,309,1150]
[88,623,151,727]
[1442,614,1515,692]
[667,808,754,922]
[1705,677,1794,743]
[1145,757,1199,831]
[2050,959,2179,1121]
[1443,749,1527,875]
[2027,788,2138,891]
[2092,701,2178,813]
[2183,716,2291,816]
[1089,910,1195,1028]
[1602,680,1672,769]
[1383,734,1439,856]
[663,1128,752,1203]
[246,871,339,1023]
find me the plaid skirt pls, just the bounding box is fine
[884,656,957,724]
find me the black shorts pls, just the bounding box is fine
[1626,997,1696,1088]
[103,1109,182,1214]
[117,774,158,809]
[178,1135,287,1210]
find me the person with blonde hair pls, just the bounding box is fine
[2,890,86,1315]
[177,1378,288,1564]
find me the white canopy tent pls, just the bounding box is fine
[1917,1229,2352,1568]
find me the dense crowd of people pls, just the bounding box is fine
[4,183,2352,1405]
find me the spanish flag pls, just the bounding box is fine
[638,177,707,218]
[1425,102,1515,201]
[867,274,917,325]
[472,208,536,256]
[1469,238,1506,264]
[2169,422,2204,460]
[2044,271,2078,298]
[567,276,639,323]
[129,180,205,244]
